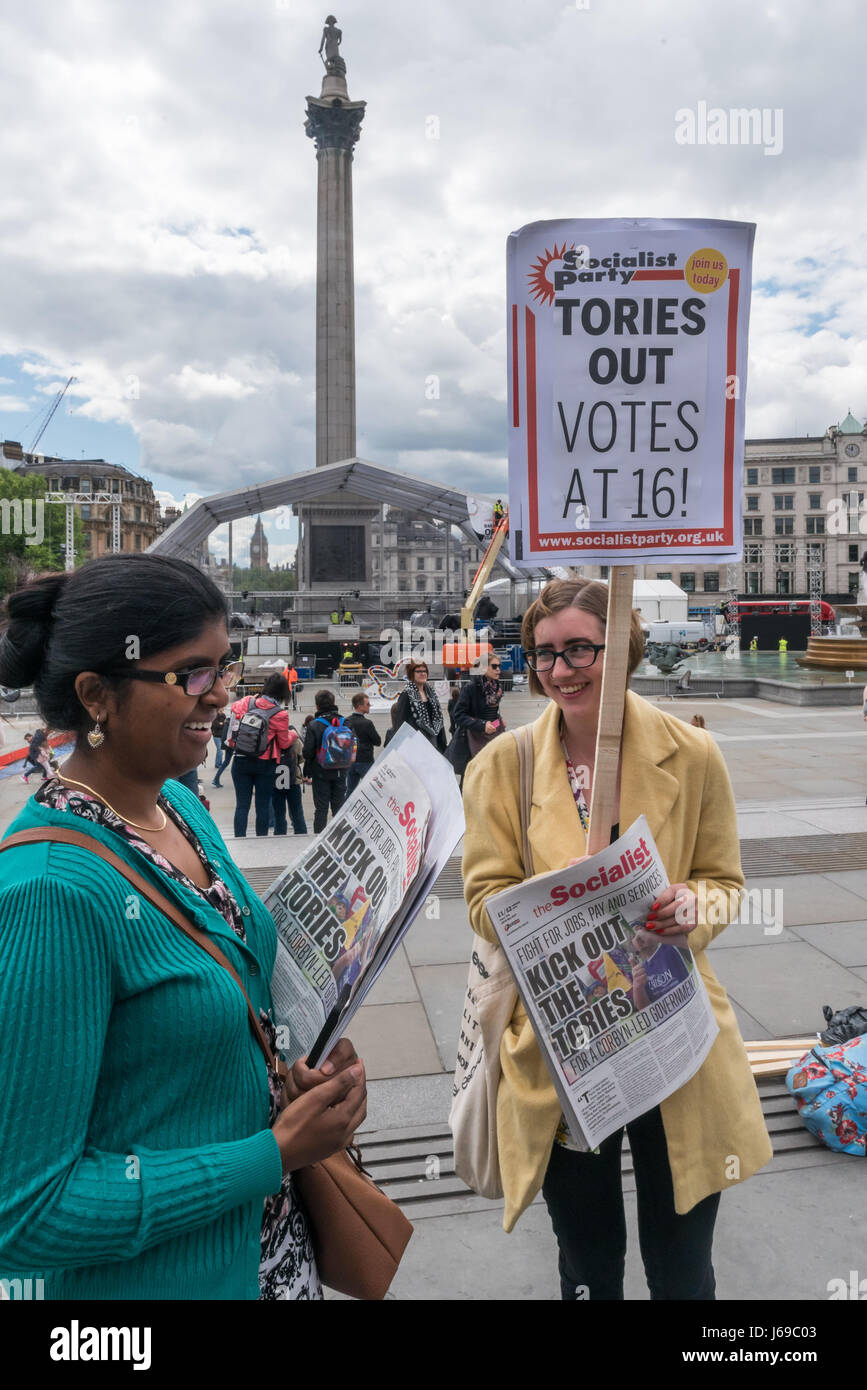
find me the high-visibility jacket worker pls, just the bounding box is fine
[749,637,758,652]
[778,637,788,652]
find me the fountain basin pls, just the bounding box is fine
[796,637,867,670]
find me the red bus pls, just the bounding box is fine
[725,599,836,622]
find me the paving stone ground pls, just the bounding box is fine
[3,689,866,1300]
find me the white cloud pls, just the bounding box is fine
[0,0,864,512]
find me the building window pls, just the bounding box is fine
[774,518,794,535]
[809,466,820,483]
[49,476,60,491]
[82,531,91,548]
[775,571,792,594]
[848,468,858,482]
[774,544,794,564]
[850,573,861,596]
[746,468,758,485]
[773,495,794,511]
[753,519,763,535]
[398,556,406,571]
[746,571,761,594]
[398,579,408,592]
[134,506,141,522]
[680,573,695,592]
[415,575,426,590]
[134,534,141,550]
[416,557,424,570]
[849,544,860,562]
[746,496,759,511]
[808,493,821,510]
[771,467,795,485]
[110,478,120,493]
[453,557,459,571]
[656,571,672,580]
[805,517,825,535]
[744,544,762,564]
[599,565,609,579]
[807,544,825,565]
[435,556,443,570]
[80,478,91,492]
[703,573,719,592]
[435,580,444,592]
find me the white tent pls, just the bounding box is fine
[483,574,688,623]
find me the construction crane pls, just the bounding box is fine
[460,510,509,630]
[28,376,76,453]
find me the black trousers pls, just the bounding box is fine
[311,774,346,833]
[542,1106,720,1300]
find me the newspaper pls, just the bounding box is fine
[265,724,464,1068]
[485,816,718,1150]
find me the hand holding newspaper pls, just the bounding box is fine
[484,816,718,1150]
[265,725,464,1069]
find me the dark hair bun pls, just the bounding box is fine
[0,571,69,689]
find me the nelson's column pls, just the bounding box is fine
[296,16,375,606]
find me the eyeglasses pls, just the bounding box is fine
[117,659,244,697]
[524,642,605,673]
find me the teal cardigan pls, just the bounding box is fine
[0,782,284,1300]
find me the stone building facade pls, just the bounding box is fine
[369,509,484,607]
[3,444,160,557]
[579,413,867,606]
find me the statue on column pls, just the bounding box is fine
[319,15,346,76]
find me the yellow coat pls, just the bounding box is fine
[462,691,773,1232]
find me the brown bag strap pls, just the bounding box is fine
[0,827,279,1074]
[511,726,535,878]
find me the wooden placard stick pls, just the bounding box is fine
[587,565,634,855]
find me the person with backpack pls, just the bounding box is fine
[302,689,356,834]
[230,674,294,837]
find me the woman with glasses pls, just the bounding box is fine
[445,653,506,781]
[0,555,366,1300]
[391,658,447,753]
[461,578,771,1300]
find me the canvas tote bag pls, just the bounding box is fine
[449,724,534,1199]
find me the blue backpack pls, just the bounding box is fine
[315,714,357,770]
[786,1035,867,1156]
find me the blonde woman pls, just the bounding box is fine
[462,578,771,1300]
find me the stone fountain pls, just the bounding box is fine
[798,561,867,670]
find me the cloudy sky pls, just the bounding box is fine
[0,0,865,565]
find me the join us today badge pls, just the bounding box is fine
[684,247,728,293]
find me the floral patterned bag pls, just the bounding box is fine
[787,1036,867,1156]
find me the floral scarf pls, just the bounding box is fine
[403,677,444,739]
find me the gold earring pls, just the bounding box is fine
[87,718,105,749]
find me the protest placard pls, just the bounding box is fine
[507,216,754,566]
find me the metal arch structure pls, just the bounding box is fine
[147,456,550,582]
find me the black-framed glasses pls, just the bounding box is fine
[524,643,605,673]
[117,659,244,697]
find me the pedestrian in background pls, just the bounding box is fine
[303,689,349,833]
[281,661,299,710]
[20,727,51,783]
[445,654,505,780]
[272,719,307,836]
[211,708,228,774]
[345,690,381,794]
[230,674,294,837]
[391,659,447,753]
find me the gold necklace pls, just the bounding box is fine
[59,775,168,833]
